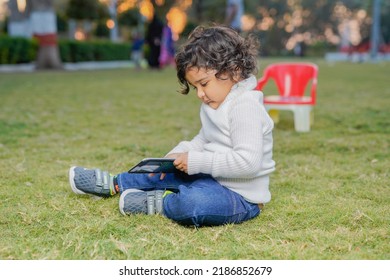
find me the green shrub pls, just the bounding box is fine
[0,35,38,64]
[58,39,130,62]
[0,36,130,64]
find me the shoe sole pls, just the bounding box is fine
[68,166,87,195]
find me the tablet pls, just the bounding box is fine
[128,158,177,173]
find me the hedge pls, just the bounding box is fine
[58,40,130,62]
[0,35,131,64]
[0,35,38,64]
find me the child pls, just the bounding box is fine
[69,25,275,227]
[130,30,144,70]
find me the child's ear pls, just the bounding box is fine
[232,70,242,83]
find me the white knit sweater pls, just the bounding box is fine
[168,75,275,203]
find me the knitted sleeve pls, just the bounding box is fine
[166,128,208,155]
[188,93,271,178]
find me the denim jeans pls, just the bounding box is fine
[116,172,261,227]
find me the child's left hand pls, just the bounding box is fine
[172,152,189,173]
[149,152,189,180]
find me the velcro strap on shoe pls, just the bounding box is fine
[102,171,110,190]
[94,169,111,193]
[95,169,103,187]
[145,191,164,215]
[155,191,163,214]
[147,192,155,215]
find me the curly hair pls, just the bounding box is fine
[175,25,260,95]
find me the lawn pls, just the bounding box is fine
[0,58,389,260]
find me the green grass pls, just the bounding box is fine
[0,59,389,260]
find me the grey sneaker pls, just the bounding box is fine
[69,166,115,197]
[119,189,164,215]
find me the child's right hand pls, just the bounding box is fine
[148,153,183,180]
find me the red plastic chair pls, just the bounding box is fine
[256,62,318,132]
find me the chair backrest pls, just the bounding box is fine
[256,62,318,103]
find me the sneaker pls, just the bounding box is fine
[119,189,164,215]
[69,166,116,197]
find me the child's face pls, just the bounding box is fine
[185,67,237,109]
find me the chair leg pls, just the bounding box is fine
[268,109,280,124]
[293,107,311,132]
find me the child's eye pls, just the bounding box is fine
[191,85,197,90]
[200,82,208,87]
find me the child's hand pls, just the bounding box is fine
[148,172,166,180]
[172,153,189,173]
[148,153,188,180]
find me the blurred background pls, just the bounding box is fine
[0,0,389,69]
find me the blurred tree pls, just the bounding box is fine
[66,0,104,40]
[239,0,388,55]
[151,0,176,20]
[381,0,390,44]
[7,0,30,37]
[66,0,99,20]
[5,0,388,59]
[95,2,111,38]
[29,0,62,69]
[57,12,68,34]
[118,8,139,27]
[188,0,225,24]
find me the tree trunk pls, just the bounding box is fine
[370,0,382,60]
[7,0,31,37]
[28,0,62,69]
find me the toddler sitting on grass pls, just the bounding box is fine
[69,25,275,227]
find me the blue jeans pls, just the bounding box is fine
[116,172,261,227]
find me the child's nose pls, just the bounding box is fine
[196,89,205,99]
